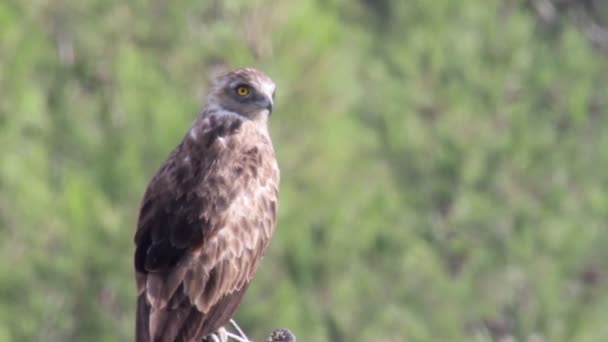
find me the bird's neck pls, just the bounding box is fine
[248,110,270,134]
[191,106,270,138]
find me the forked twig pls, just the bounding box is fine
[229,319,251,341]
[214,319,295,342]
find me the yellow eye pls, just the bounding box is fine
[236,86,250,96]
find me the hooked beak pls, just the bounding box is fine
[265,97,274,115]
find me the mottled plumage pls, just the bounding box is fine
[134,68,279,342]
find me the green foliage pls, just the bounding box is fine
[1,0,607,341]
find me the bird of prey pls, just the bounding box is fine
[134,68,280,342]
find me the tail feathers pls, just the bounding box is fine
[136,284,248,342]
[137,292,201,342]
[136,294,151,342]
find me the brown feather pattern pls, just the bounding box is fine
[134,99,279,342]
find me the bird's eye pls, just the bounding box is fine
[236,85,250,96]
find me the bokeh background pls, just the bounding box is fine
[2,0,608,341]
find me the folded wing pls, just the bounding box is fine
[134,114,279,342]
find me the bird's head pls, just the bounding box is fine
[207,68,276,122]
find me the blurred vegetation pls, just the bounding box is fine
[1,0,608,341]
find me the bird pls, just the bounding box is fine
[134,68,280,342]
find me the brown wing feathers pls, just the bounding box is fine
[134,113,279,342]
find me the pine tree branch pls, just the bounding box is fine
[266,328,296,342]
